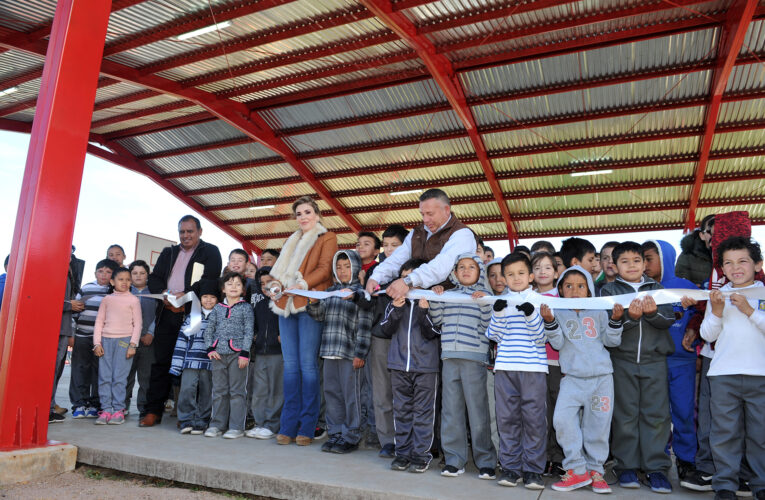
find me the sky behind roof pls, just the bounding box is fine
[1,129,763,280]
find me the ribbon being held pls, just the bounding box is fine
[289,287,765,310]
[142,291,204,335]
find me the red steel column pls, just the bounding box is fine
[0,0,112,449]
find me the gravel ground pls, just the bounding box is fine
[0,465,260,500]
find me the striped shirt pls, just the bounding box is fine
[486,287,547,373]
[74,281,110,337]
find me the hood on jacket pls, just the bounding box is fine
[449,253,489,292]
[332,250,362,286]
[651,240,698,290]
[557,265,595,298]
[253,266,273,296]
[680,230,711,259]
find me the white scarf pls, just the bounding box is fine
[268,222,327,317]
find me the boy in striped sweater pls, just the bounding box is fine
[429,253,496,480]
[69,259,117,418]
[486,253,546,490]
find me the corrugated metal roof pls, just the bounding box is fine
[1,0,764,246]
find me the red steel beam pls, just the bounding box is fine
[87,139,262,255]
[684,0,757,232]
[102,0,297,57]
[0,26,363,234]
[0,0,111,450]
[138,4,374,76]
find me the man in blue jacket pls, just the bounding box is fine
[643,240,699,483]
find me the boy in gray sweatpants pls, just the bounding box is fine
[203,272,254,439]
[540,266,623,493]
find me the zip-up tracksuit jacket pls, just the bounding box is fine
[379,299,440,464]
[600,274,675,475]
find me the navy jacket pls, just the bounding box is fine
[380,300,440,373]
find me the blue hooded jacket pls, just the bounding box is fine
[651,240,698,362]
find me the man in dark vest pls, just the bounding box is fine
[366,189,477,299]
[139,215,222,427]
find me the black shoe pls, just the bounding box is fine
[680,469,713,491]
[391,456,411,471]
[478,467,496,480]
[497,469,521,487]
[49,412,65,423]
[365,432,381,449]
[314,426,327,440]
[379,443,395,459]
[738,479,752,498]
[523,471,545,490]
[440,465,464,477]
[676,459,695,481]
[321,434,340,453]
[408,460,430,473]
[550,462,565,477]
[755,489,765,500]
[714,490,737,500]
[331,439,358,454]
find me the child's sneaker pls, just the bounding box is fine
[204,427,222,437]
[497,469,521,487]
[49,412,65,423]
[552,470,592,491]
[108,410,125,425]
[647,472,672,494]
[379,443,395,459]
[84,407,99,418]
[190,425,205,435]
[95,411,111,425]
[222,429,244,439]
[245,427,261,438]
[72,407,86,419]
[680,469,713,491]
[590,471,612,494]
[523,472,545,490]
[391,457,411,471]
[255,427,275,439]
[619,470,641,488]
[180,423,194,434]
[321,434,340,453]
[478,467,496,480]
[441,465,464,477]
[408,460,430,473]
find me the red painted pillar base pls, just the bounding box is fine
[0,0,112,450]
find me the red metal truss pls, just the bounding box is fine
[684,0,758,232]
[0,28,363,235]
[87,139,262,255]
[138,4,374,76]
[102,0,297,57]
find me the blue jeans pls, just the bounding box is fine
[279,312,321,438]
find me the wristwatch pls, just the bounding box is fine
[402,275,413,287]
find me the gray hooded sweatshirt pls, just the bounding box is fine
[543,266,622,378]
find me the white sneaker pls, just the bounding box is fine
[245,427,261,438]
[223,429,244,439]
[204,427,222,438]
[255,428,275,439]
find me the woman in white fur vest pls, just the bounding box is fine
[266,196,337,446]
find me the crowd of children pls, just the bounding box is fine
[55,217,765,500]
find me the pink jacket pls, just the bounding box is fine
[93,291,142,346]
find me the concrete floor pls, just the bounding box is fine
[48,365,716,500]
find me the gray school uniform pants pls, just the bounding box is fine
[97,337,133,413]
[177,367,212,429]
[69,335,100,409]
[210,353,249,431]
[486,370,500,453]
[441,358,497,469]
[50,334,70,412]
[611,358,672,474]
[494,370,547,473]
[125,342,154,414]
[710,374,765,494]
[391,370,438,464]
[370,336,394,447]
[547,365,564,463]
[323,358,362,444]
[251,354,284,433]
[554,374,614,475]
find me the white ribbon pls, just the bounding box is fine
[142,292,203,335]
[288,287,765,310]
